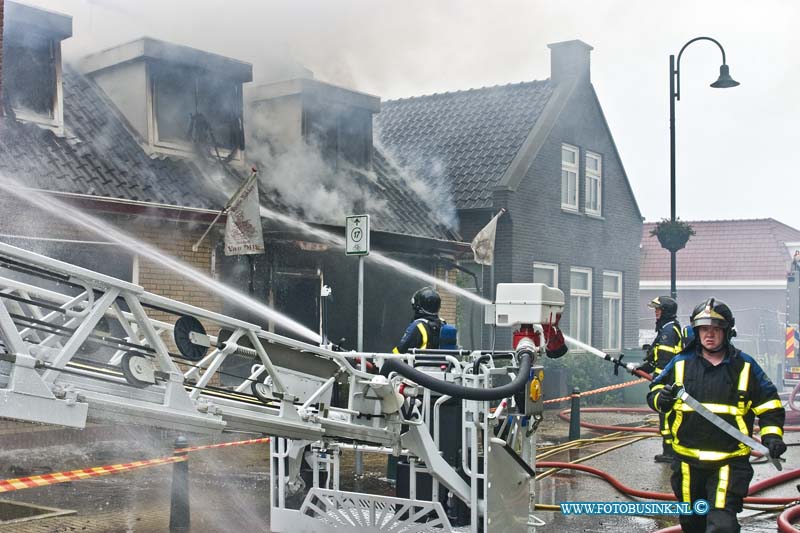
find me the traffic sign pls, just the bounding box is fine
[345,215,370,256]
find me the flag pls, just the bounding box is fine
[470,209,505,266]
[224,177,265,256]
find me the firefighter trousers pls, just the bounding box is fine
[670,458,753,533]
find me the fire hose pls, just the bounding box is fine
[380,349,533,401]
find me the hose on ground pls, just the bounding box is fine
[537,461,800,505]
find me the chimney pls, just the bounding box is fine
[547,39,593,86]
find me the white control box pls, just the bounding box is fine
[494,283,565,327]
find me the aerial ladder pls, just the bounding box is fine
[0,240,564,532]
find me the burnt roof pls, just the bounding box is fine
[0,67,459,242]
[375,80,554,210]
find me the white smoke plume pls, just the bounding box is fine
[245,108,389,225]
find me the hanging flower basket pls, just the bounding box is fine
[650,218,695,252]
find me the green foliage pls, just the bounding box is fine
[543,351,644,405]
[650,218,696,252]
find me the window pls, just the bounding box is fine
[151,64,244,152]
[561,144,579,211]
[585,152,602,215]
[533,262,559,288]
[569,267,592,345]
[306,104,373,170]
[4,31,61,127]
[602,271,622,351]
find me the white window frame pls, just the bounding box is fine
[569,266,592,346]
[585,151,602,216]
[8,38,65,135]
[602,270,622,351]
[533,262,559,288]
[561,143,580,211]
[146,64,243,161]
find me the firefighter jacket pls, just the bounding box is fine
[392,314,442,353]
[641,319,683,375]
[647,345,785,465]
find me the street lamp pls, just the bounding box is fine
[669,37,739,299]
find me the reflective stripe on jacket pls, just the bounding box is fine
[647,346,785,464]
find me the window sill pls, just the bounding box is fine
[585,212,605,220]
[13,109,64,136]
[560,207,581,216]
[149,139,245,163]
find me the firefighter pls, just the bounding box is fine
[647,298,786,533]
[638,295,684,462]
[393,287,443,353]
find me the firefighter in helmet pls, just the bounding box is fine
[647,298,785,533]
[393,287,443,353]
[638,295,684,462]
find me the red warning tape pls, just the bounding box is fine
[0,436,271,493]
[177,436,271,453]
[543,378,647,404]
[0,456,185,493]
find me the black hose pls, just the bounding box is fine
[472,354,492,375]
[381,351,533,401]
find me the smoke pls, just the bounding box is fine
[246,109,388,225]
[373,135,458,230]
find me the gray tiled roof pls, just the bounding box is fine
[0,67,458,242]
[0,69,221,209]
[376,80,554,210]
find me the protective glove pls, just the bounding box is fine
[655,383,678,413]
[761,435,787,459]
[542,312,567,359]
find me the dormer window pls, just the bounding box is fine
[306,104,372,170]
[3,1,72,133]
[5,33,58,119]
[249,78,379,173]
[151,64,243,152]
[80,38,252,160]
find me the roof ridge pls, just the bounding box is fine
[643,217,794,226]
[384,79,550,104]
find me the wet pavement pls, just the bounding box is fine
[0,408,796,532]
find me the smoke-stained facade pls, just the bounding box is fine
[0,1,468,362]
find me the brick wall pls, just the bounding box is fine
[130,219,222,319]
[434,265,458,324]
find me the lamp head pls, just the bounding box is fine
[710,64,740,89]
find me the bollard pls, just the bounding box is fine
[169,435,190,531]
[568,387,581,441]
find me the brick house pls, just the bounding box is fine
[641,218,800,380]
[376,40,643,353]
[0,1,467,358]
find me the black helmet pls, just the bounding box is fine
[648,295,677,318]
[411,287,441,315]
[690,298,736,340]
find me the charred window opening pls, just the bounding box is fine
[152,64,244,152]
[305,105,372,170]
[4,31,57,119]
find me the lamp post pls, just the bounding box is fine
[669,37,739,299]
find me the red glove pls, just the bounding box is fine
[542,313,567,359]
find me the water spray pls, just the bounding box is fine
[257,206,491,306]
[0,177,321,343]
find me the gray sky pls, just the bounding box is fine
[27,0,800,230]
